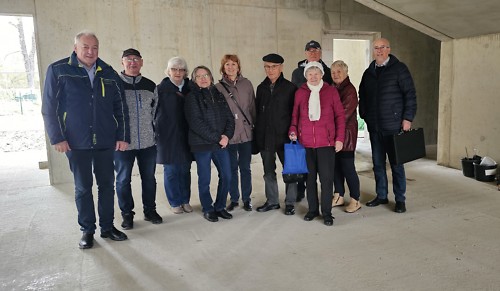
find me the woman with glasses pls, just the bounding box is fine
[155,57,193,215]
[215,54,256,212]
[184,66,235,222]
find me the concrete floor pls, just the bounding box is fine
[1,140,499,290]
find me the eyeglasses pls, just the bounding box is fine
[123,58,142,63]
[306,48,321,53]
[264,64,281,70]
[373,46,390,50]
[171,68,186,72]
[195,74,210,79]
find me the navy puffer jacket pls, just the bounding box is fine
[358,54,417,135]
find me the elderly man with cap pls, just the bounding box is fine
[254,53,298,215]
[114,48,162,230]
[291,40,333,88]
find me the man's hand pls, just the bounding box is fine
[116,141,129,151]
[53,141,71,153]
[289,132,297,141]
[402,120,412,131]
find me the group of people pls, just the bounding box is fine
[42,30,417,249]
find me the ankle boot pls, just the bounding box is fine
[345,199,361,213]
[332,193,344,207]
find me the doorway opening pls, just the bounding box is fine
[0,15,47,181]
[322,31,380,138]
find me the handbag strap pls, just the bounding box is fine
[219,80,253,128]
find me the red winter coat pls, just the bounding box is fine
[335,76,358,152]
[289,82,345,148]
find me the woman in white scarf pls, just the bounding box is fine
[288,61,346,226]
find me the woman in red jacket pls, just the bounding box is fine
[331,60,361,213]
[289,61,345,226]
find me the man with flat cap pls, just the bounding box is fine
[254,53,298,215]
[115,48,162,230]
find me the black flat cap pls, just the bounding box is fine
[262,53,284,64]
[122,48,142,58]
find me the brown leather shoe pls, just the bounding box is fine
[345,199,361,213]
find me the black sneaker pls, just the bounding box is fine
[144,210,163,224]
[226,201,239,211]
[121,212,135,230]
[284,205,295,215]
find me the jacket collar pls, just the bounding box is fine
[120,71,143,84]
[68,51,109,73]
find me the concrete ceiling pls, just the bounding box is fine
[355,0,500,41]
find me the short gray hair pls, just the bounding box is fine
[331,60,349,75]
[166,56,189,78]
[74,30,99,45]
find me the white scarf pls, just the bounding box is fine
[307,79,323,121]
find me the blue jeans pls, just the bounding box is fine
[227,141,252,203]
[193,149,231,213]
[369,131,406,202]
[114,146,157,215]
[163,162,192,207]
[66,149,115,233]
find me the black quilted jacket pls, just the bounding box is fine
[184,82,235,152]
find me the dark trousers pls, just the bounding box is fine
[114,146,157,215]
[261,149,297,205]
[333,151,360,200]
[227,141,252,203]
[66,149,115,233]
[305,146,335,216]
[369,131,406,202]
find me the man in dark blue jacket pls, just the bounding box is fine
[42,31,130,249]
[359,38,417,213]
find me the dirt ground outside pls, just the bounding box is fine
[0,100,46,154]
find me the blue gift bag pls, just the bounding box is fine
[282,141,308,175]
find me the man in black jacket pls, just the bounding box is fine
[358,38,417,213]
[254,53,298,215]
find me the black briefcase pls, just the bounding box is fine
[388,128,426,165]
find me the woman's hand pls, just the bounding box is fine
[219,135,229,148]
[335,141,343,152]
[289,132,297,141]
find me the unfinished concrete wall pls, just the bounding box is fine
[438,34,500,169]
[1,0,440,184]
